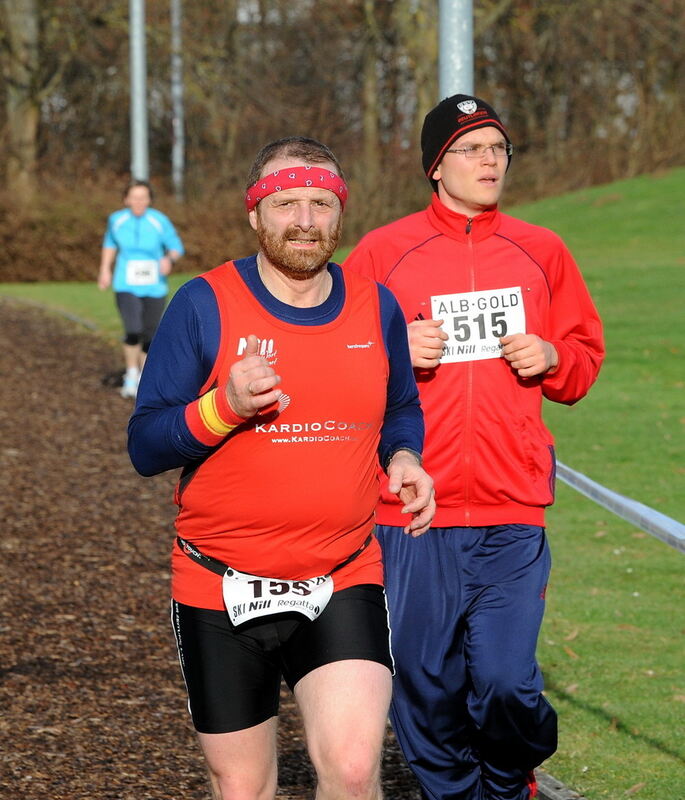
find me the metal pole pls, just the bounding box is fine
[439,0,474,99]
[129,0,149,180]
[170,0,185,201]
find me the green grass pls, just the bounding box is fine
[2,169,685,798]
[510,168,685,798]
[512,168,684,518]
[0,273,193,342]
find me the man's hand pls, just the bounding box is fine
[386,450,436,537]
[500,333,558,378]
[407,319,449,369]
[226,334,282,418]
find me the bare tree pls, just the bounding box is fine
[1,0,40,203]
[361,0,382,195]
[475,0,685,197]
[2,0,685,263]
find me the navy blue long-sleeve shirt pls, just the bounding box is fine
[128,257,423,476]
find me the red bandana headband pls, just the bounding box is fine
[245,166,348,212]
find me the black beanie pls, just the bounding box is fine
[421,94,511,190]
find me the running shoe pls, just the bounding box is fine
[120,375,138,399]
[527,771,538,798]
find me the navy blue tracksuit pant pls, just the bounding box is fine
[376,524,558,800]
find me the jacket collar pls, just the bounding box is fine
[426,194,501,242]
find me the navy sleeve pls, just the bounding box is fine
[127,277,221,476]
[376,284,424,468]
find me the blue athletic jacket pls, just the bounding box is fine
[103,208,184,297]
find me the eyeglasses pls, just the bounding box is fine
[445,143,514,159]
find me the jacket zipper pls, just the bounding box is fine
[464,220,475,525]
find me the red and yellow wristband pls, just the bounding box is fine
[185,386,245,447]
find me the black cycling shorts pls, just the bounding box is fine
[115,292,166,345]
[171,584,393,734]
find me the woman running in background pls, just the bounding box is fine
[98,180,184,398]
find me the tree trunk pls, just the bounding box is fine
[361,0,381,202]
[2,0,39,204]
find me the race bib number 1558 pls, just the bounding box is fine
[431,286,526,363]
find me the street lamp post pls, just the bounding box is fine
[129,0,149,181]
[439,0,474,99]
[170,0,185,201]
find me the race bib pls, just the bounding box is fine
[126,259,159,286]
[222,566,334,626]
[431,286,526,363]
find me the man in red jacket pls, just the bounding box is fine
[345,95,605,800]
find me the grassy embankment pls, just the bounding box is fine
[2,167,684,799]
[512,167,685,799]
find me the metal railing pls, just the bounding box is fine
[557,461,685,554]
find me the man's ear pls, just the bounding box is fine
[248,208,258,231]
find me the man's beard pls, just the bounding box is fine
[256,219,342,280]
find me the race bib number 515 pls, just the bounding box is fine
[431,286,526,363]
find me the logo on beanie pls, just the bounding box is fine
[457,100,478,114]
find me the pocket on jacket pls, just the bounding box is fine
[516,415,556,503]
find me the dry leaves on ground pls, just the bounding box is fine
[0,299,419,799]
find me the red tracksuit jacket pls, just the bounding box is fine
[345,194,604,528]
